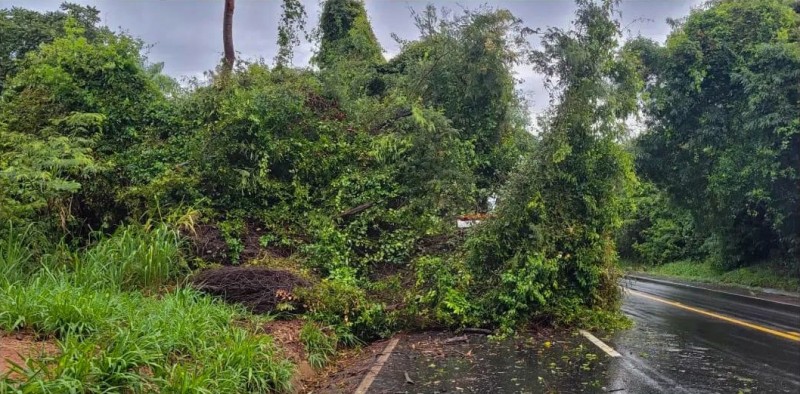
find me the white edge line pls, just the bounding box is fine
[579,329,622,358]
[353,336,401,394]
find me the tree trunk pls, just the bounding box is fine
[222,0,235,72]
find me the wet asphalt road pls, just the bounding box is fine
[611,277,800,393]
[367,277,800,393]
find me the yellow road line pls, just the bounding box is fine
[627,289,800,342]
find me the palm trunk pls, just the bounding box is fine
[222,0,235,72]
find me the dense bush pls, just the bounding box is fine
[616,182,704,266]
[465,0,639,330]
[2,4,795,389]
[0,17,167,233]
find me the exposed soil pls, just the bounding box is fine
[192,266,309,314]
[263,319,315,392]
[0,331,58,379]
[184,221,296,265]
[183,223,228,263]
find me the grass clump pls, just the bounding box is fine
[299,322,337,369]
[75,223,184,291]
[638,260,799,293]
[0,224,294,393]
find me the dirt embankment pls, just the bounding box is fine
[0,331,58,380]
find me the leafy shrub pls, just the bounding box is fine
[617,182,704,266]
[298,272,393,340]
[408,256,476,328]
[464,1,639,331]
[0,126,97,228]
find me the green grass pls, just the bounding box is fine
[299,322,337,369]
[633,259,800,293]
[0,223,294,393]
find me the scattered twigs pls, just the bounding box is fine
[338,202,375,218]
[443,335,468,344]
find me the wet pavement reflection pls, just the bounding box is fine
[369,279,800,393]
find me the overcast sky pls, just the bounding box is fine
[1,0,701,113]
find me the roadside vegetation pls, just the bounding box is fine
[0,0,797,391]
[0,224,294,392]
[617,0,799,289]
[627,260,800,293]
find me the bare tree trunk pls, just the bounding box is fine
[222,0,235,72]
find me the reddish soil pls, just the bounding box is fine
[263,319,316,392]
[0,331,58,379]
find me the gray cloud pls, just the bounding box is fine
[1,0,701,113]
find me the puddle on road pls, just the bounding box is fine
[368,331,621,393]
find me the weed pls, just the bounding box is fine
[299,322,337,369]
[0,223,35,288]
[0,223,294,393]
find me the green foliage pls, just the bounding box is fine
[0,3,109,93]
[0,125,96,227]
[0,16,168,232]
[408,255,476,328]
[633,0,800,269]
[275,0,307,68]
[1,286,294,392]
[315,0,384,69]
[465,0,638,330]
[0,224,37,288]
[299,322,337,369]
[298,273,393,340]
[617,182,704,265]
[0,228,293,393]
[219,217,245,263]
[387,6,535,205]
[73,223,184,291]
[641,259,799,293]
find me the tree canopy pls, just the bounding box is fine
[633,0,800,268]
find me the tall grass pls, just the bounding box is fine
[0,224,35,288]
[1,286,294,392]
[74,223,184,290]
[0,222,295,392]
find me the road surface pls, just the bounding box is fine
[364,276,800,393]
